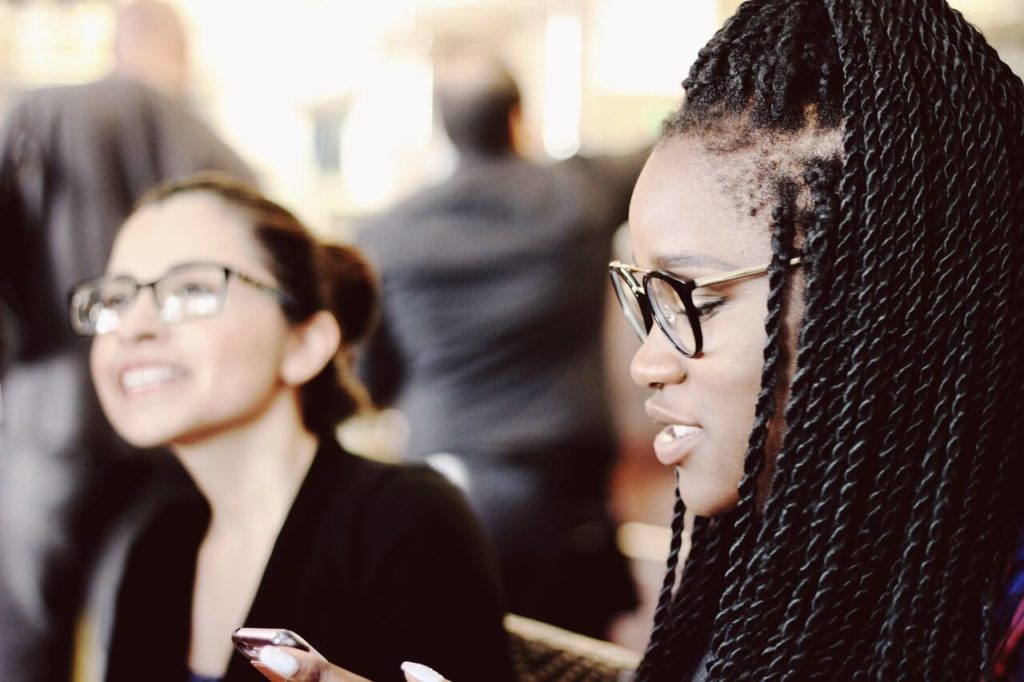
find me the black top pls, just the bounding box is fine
[100,439,515,682]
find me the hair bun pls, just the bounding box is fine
[322,243,378,345]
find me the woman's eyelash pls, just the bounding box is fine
[694,298,726,317]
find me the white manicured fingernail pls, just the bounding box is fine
[259,646,299,677]
[401,661,445,682]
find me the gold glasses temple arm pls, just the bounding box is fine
[693,256,801,288]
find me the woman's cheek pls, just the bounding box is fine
[89,339,115,405]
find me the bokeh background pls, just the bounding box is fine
[2,0,1021,652]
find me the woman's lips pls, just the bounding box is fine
[653,423,703,466]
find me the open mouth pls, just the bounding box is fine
[653,423,702,466]
[656,424,700,442]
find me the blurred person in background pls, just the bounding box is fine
[0,1,254,679]
[357,48,648,639]
[67,174,513,682]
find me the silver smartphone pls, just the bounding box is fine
[231,627,315,662]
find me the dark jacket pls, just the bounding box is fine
[355,148,648,636]
[89,439,515,682]
[357,149,648,462]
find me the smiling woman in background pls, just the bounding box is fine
[69,174,514,682]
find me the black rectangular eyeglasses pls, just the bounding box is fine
[68,260,296,337]
[608,257,801,357]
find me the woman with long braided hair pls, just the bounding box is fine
[614,0,1024,679]
[251,0,1024,680]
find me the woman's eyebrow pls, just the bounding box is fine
[653,252,739,272]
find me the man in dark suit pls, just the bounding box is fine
[358,50,648,638]
[0,2,255,678]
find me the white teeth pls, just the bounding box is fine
[657,424,700,443]
[121,365,183,392]
[670,424,700,438]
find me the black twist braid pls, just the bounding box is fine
[834,1,938,669]
[784,0,939,673]
[832,26,938,682]
[919,5,1024,679]
[955,41,1024,682]
[875,4,1005,676]
[919,40,1008,682]
[744,154,847,680]
[760,159,843,681]
[632,474,687,680]
[659,514,732,681]
[867,1,964,671]
[704,181,799,680]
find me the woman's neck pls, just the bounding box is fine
[176,391,321,677]
[170,391,319,531]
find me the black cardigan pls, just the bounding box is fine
[101,439,515,682]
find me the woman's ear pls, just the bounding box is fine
[280,311,342,386]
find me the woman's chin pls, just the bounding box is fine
[679,477,741,518]
[109,420,179,450]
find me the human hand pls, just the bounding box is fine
[250,646,369,682]
[251,646,449,682]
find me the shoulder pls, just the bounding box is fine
[313,442,466,514]
[24,77,156,115]
[1,83,77,141]
[3,78,161,139]
[357,186,444,242]
[318,452,496,597]
[348,455,471,523]
[335,453,484,548]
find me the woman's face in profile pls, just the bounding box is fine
[627,136,780,516]
[90,193,293,448]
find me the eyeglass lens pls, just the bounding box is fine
[610,271,649,340]
[646,277,697,354]
[610,269,700,356]
[155,266,227,321]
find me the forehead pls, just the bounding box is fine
[628,136,773,272]
[108,192,268,279]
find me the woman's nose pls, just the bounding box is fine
[114,288,166,343]
[630,326,687,389]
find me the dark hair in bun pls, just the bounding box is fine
[135,172,379,435]
[321,242,377,345]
